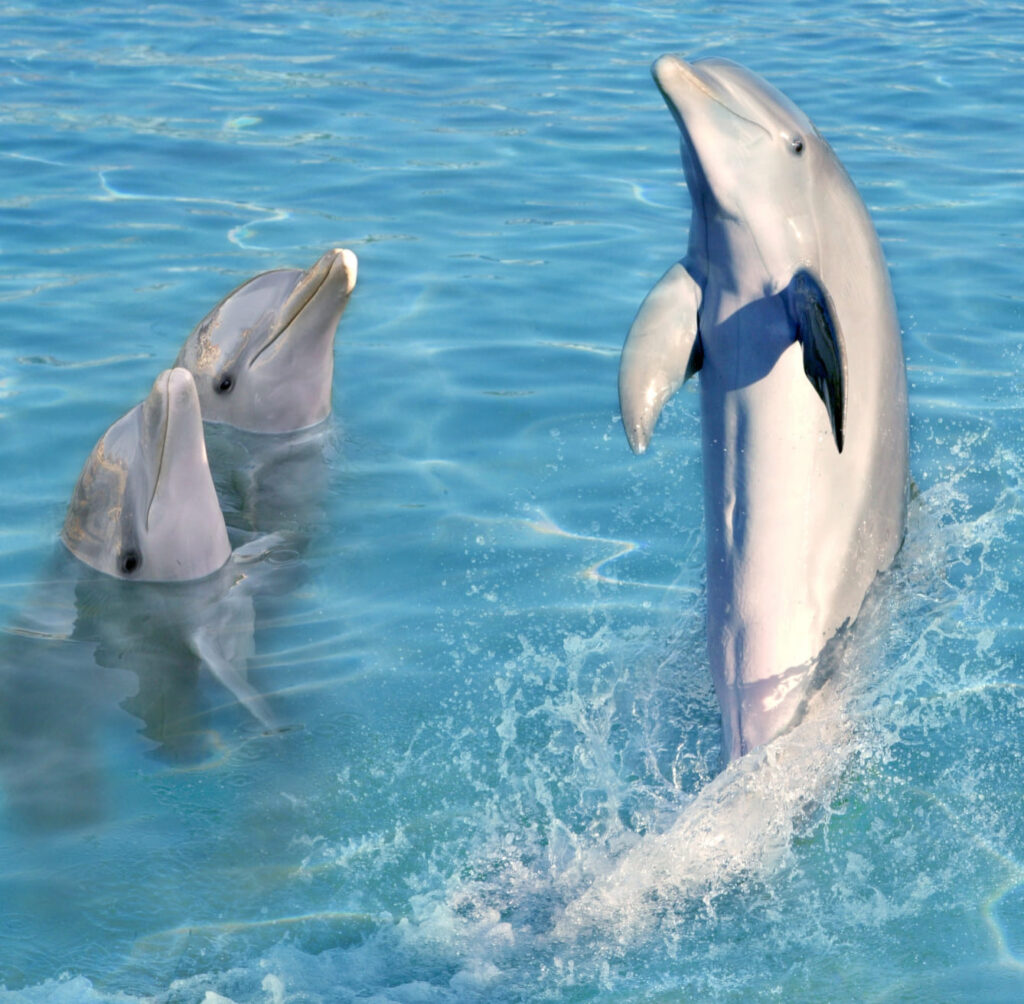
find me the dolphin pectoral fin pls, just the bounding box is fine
[618,261,703,454]
[193,625,277,730]
[789,269,847,453]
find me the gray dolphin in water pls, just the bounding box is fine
[618,56,908,761]
[175,248,358,433]
[2,370,290,828]
[62,367,231,582]
[59,366,274,723]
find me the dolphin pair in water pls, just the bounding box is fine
[1,249,358,825]
[619,56,909,761]
[61,247,358,583]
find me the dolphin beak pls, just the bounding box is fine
[652,54,714,101]
[144,367,209,529]
[279,247,358,330]
[249,247,358,368]
[142,368,230,579]
[651,54,713,130]
[62,368,230,581]
[652,54,771,145]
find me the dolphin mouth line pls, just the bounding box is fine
[145,370,172,532]
[247,257,335,370]
[703,92,769,139]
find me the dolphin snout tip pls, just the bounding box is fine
[330,247,359,293]
[651,53,715,106]
[165,366,196,396]
[150,366,197,408]
[651,53,686,85]
[162,367,202,417]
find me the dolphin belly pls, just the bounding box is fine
[700,330,856,758]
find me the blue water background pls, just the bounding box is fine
[1,1,1023,1000]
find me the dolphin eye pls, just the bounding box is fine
[215,373,234,394]
[119,550,141,575]
[790,136,805,155]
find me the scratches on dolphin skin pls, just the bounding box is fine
[95,169,291,250]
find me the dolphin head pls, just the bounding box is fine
[652,55,831,276]
[62,368,231,581]
[175,247,358,433]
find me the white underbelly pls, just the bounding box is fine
[700,337,852,685]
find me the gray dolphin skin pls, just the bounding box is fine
[619,55,909,761]
[62,367,231,581]
[175,247,358,433]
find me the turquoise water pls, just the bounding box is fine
[1,1,1023,1000]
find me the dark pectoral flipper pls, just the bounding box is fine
[788,269,847,453]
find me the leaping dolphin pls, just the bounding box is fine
[618,56,909,761]
[175,248,358,433]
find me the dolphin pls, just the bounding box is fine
[62,367,231,582]
[59,366,276,726]
[2,371,290,827]
[174,248,358,433]
[618,56,909,761]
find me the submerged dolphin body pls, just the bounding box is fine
[0,536,289,829]
[175,248,358,433]
[619,56,908,761]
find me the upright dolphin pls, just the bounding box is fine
[62,367,231,582]
[175,248,358,433]
[619,56,908,761]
